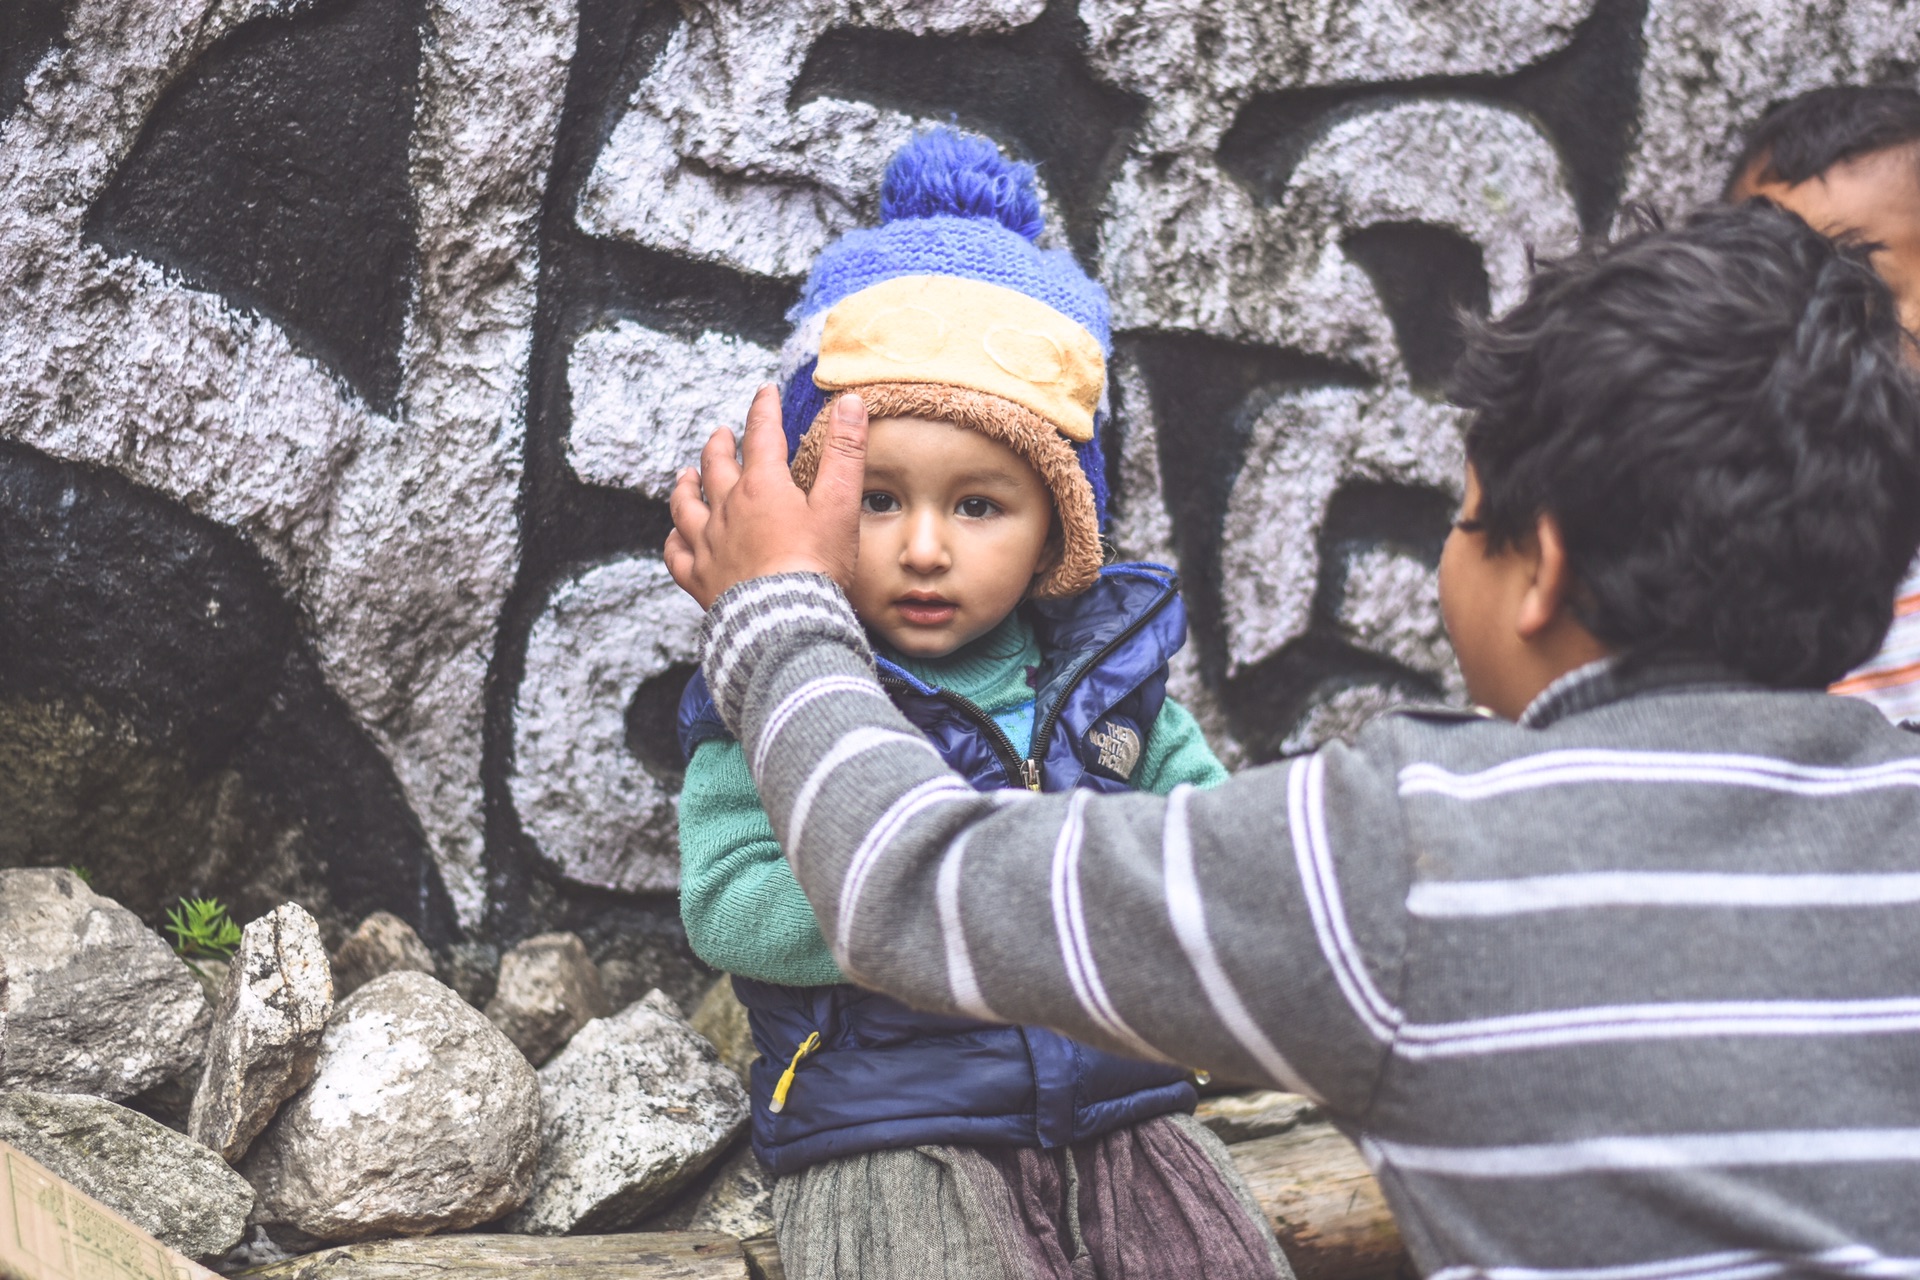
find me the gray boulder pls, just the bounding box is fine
[0,867,209,1099]
[329,911,437,999]
[441,940,501,1009]
[485,931,611,1065]
[0,1089,253,1261]
[506,990,749,1235]
[188,957,230,1003]
[688,975,755,1085]
[682,1144,775,1240]
[190,902,335,1163]
[241,971,542,1243]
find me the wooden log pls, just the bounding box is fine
[1228,1123,1407,1280]
[229,1231,748,1279]
[1196,1090,1324,1144]
[739,1235,784,1280]
[1,1139,219,1280]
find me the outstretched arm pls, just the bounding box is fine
[666,386,1408,1112]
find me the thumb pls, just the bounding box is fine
[808,392,868,520]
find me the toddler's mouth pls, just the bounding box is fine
[895,594,958,626]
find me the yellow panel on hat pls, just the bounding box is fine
[813,275,1105,443]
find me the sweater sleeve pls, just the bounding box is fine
[696,574,1412,1117]
[1135,696,1231,795]
[677,737,847,986]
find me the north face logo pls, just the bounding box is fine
[1087,719,1142,781]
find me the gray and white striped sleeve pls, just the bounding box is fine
[702,573,1409,1108]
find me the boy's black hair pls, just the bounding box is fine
[1451,201,1920,688]
[1727,84,1920,193]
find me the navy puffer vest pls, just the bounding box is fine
[678,564,1199,1176]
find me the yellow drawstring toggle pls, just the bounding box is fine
[769,1032,821,1114]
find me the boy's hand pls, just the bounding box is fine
[665,385,867,609]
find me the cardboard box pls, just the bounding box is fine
[0,1141,215,1280]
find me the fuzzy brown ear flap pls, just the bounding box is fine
[790,382,1103,598]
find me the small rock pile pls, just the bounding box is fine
[0,868,754,1270]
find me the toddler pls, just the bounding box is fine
[676,130,1287,1280]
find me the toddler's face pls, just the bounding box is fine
[847,415,1058,660]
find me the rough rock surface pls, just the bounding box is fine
[681,1145,776,1241]
[688,975,757,1085]
[0,0,577,929]
[6,0,1917,937]
[486,931,614,1066]
[330,911,437,1000]
[190,902,335,1163]
[241,971,542,1244]
[589,919,717,1016]
[510,559,705,894]
[576,0,1053,280]
[1622,0,1920,214]
[0,1089,254,1261]
[507,990,750,1235]
[441,941,502,1009]
[0,867,210,1099]
[568,324,779,500]
[188,957,231,1004]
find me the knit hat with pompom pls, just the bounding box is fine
[778,128,1111,598]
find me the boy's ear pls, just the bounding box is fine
[1515,511,1575,640]
[1029,517,1065,589]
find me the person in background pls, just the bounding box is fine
[674,129,1285,1280]
[667,200,1920,1275]
[1729,84,1920,719]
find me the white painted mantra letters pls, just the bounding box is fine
[1,0,1914,929]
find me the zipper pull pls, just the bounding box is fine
[1020,759,1041,791]
[769,1031,821,1113]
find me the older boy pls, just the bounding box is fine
[1729,85,1920,719]
[668,202,1920,1272]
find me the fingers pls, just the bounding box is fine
[808,391,868,516]
[663,527,699,602]
[740,383,790,473]
[668,464,711,547]
[699,426,742,505]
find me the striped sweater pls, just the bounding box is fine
[700,573,1920,1278]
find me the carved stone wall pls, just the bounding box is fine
[1,0,1914,942]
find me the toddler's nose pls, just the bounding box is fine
[901,509,952,573]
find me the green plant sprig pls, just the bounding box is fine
[166,897,242,960]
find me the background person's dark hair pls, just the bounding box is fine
[1450,202,1920,688]
[1727,83,1920,193]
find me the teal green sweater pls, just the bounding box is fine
[678,612,1231,986]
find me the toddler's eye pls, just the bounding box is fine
[957,497,999,518]
[862,492,899,514]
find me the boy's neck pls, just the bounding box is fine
[879,611,1037,704]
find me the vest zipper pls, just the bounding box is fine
[881,678,1033,788]
[878,578,1177,794]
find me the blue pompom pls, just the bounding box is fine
[879,128,1044,242]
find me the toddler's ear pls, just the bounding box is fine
[1028,519,1064,591]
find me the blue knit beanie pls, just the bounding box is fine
[779,129,1113,596]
